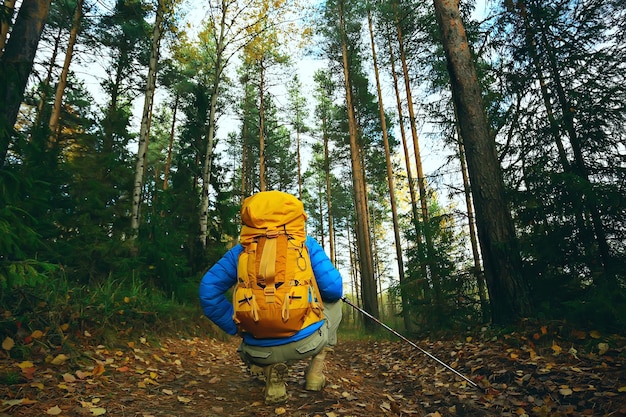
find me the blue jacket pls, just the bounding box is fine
[199,236,343,346]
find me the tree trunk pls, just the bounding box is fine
[34,25,61,130]
[393,1,440,299]
[338,0,379,328]
[131,0,166,236]
[433,0,532,324]
[387,33,422,331]
[0,0,53,166]
[323,127,336,264]
[199,4,230,248]
[48,0,84,143]
[258,62,266,192]
[367,8,406,328]
[163,94,179,191]
[456,122,489,320]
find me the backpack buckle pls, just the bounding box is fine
[265,229,280,238]
[264,285,276,303]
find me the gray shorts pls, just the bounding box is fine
[238,300,342,366]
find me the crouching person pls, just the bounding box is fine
[198,191,343,404]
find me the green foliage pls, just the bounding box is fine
[0,269,217,349]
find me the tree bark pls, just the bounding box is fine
[163,94,179,191]
[367,7,406,328]
[393,1,440,299]
[258,62,266,192]
[131,0,166,236]
[0,0,52,166]
[433,0,532,323]
[338,0,379,327]
[49,0,84,143]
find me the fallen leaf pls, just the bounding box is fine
[589,330,601,339]
[31,330,44,339]
[91,407,106,415]
[2,336,14,351]
[50,354,69,365]
[46,405,63,415]
[63,373,77,383]
[274,407,286,415]
[76,370,92,379]
[598,343,609,355]
[92,362,105,376]
[559,388,573,396]
[177,396,191,403]
[17,361,34,369]
[162,389,173,395]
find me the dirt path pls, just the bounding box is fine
[2,334,625,416]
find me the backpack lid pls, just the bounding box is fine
[240,191,307,243]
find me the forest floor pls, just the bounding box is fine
[1,326,626,417]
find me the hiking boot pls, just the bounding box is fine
[263,363,288,404]
[305,346,333,391]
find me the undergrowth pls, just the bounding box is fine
[0,270,218,357]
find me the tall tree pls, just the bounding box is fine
[432,0,531,324]
[335,0,379,326]
[286,74,309,200]
[48,0,84,143]
[0,0,53,166]
[366,4,406,327]
[131,0,171,237]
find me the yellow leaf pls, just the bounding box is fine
[31,330,44,339]
[510,352,519,360]
[31,382,45,390]
[76,370,92,379]
[590,330,601,339]
[60,323,70,331]
[618,386,626,392]
[2,336,15,351]
[466,336,472,342]
[51,354,69,365]
[598,343,609,355]
[177,396,191,403]
[124,296,130,303]
[150,371,158,379]
[91,407,106,415]
[551,342,562,355]
[274,407,287,415]
[46,405,63,415]
[18,360,34,369]
[2,399,25,406]
[559,388,572,396]
[162,389,174,395]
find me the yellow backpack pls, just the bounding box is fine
[232,191,324,339]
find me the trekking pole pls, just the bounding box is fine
[341,296,480,390]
